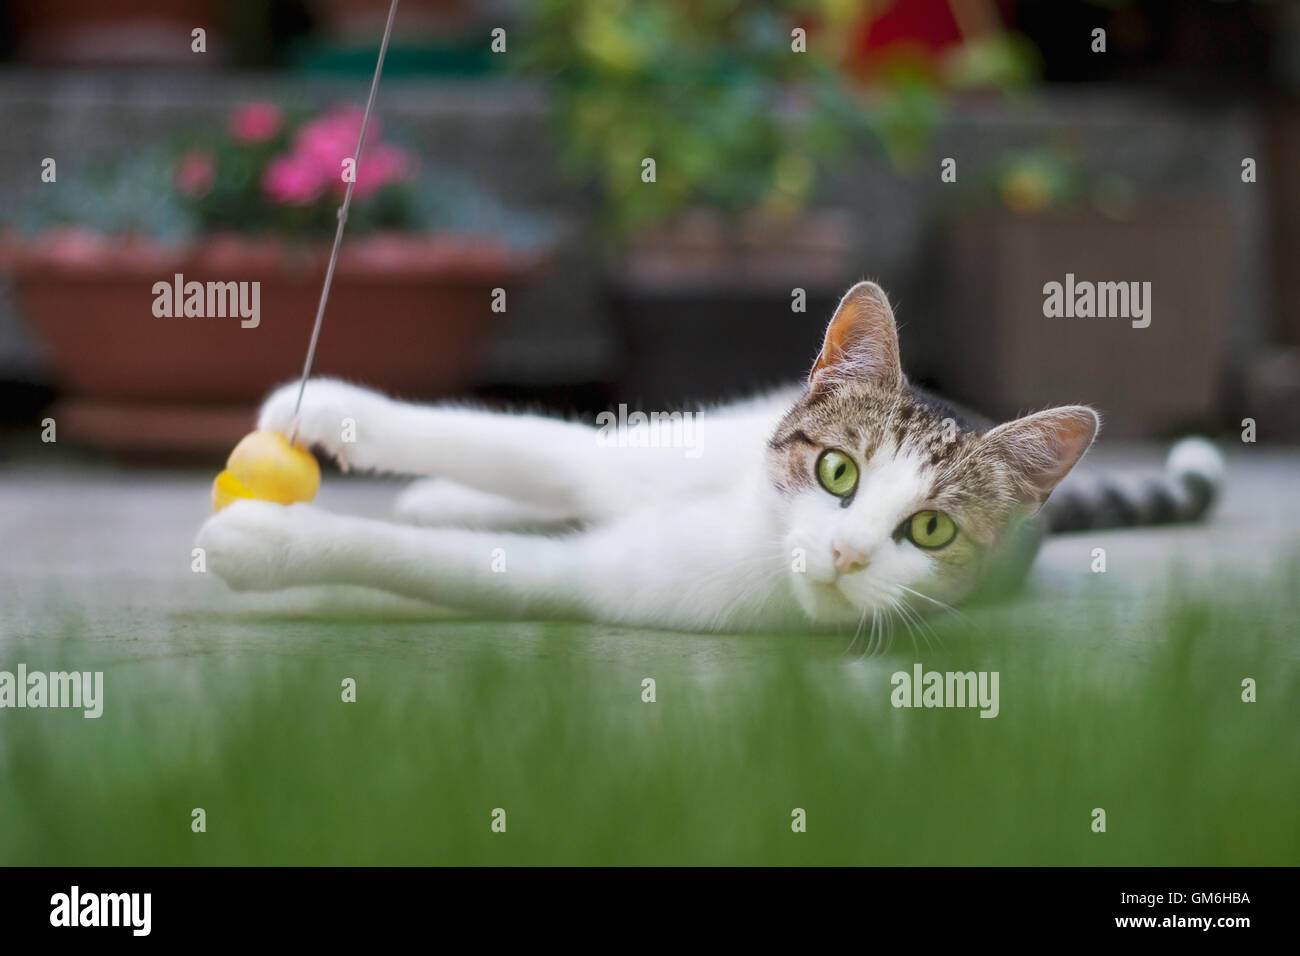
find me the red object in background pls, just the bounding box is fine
[843,0,1015,75]
[855,0,964,56]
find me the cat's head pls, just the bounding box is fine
[767,281,1098,625]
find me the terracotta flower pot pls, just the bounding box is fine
[1,229,546,452]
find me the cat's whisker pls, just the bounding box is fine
[844,607,870,658]
[895,588,956,654]
[878,605,897,657]
[900,598,933,650]
[895,584,955,615]
[900,599,942,655]
[889,600,919,657]
[898,601,929,655]
[897,584,970,626]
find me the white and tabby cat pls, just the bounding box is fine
[197,281,1222,633]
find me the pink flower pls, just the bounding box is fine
[262,153,327,205]
[228,102,284,143]
[295,108,374,174]
[347,144,413,200]
[174,150,215,198]
[294,107,412,197]
[261,107,413,207]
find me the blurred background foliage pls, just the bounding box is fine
[0,0,1298,440]
[18,104,554,248]
[518,0,1041,239]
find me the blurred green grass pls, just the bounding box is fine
[1,573,1298,865]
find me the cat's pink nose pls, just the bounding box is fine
[831,542,869,575]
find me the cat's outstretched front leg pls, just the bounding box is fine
[257,378,718,522]
[259,379,609,517]
[196,494,799,631]
[197,499,589,619]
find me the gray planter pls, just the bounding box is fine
[935,207,1235,439]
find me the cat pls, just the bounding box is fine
[197,281,1223,634]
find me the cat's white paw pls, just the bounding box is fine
[257,378,386,472]
[196,500,326,591]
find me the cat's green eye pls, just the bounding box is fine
[816,449,859,498]
[907,510,957,549]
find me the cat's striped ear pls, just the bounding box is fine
[809,281,902,391]
[981,406,1100,512]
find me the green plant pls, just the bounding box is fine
[16,101,552,249]
[173,102,421,238]
[521,0,945,240]
[948,145,1146,219]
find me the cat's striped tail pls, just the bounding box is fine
[1045,437,1225,534]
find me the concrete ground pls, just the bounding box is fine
[1,442,1297,664]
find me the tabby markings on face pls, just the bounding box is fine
[767,281,1097,625]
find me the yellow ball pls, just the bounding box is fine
[212,430,320,512]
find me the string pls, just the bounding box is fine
[289,0,400,442]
